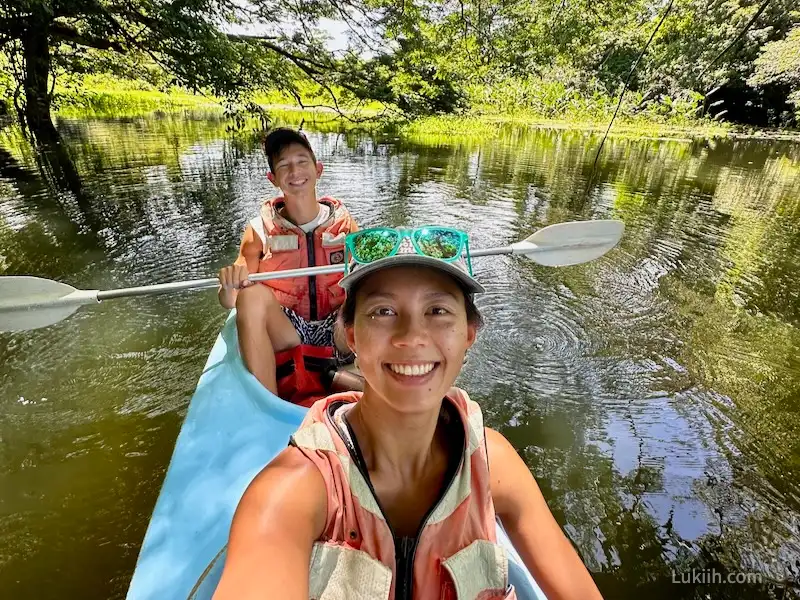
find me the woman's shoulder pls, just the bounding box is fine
[483,427,535,498]
[234,445,328,532]
[483,426,553,525]
[484,427,517,464]
[216,449,329,597]
[249,444,326,489]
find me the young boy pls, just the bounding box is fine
[218,128,358,394]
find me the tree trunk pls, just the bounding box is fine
[19,13,89,203]
[21,17,60,145]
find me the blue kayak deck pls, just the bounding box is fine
[126,312,547,599]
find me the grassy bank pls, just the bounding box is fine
[399,114,730,141]
[46,75,800,141]
[54,77,220,117]
[52,75,379,118]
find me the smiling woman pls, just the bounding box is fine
[213,229,605,600]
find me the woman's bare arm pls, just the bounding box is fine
[213,447,327,600]
[485,427,603,600]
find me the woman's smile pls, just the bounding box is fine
[384,361,441,383]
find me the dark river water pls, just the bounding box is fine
[1,114,799,599]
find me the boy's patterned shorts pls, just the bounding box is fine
[280,306,354,365]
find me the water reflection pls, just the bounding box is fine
[1,115,799,598]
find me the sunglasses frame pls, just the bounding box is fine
[343,226,474,276]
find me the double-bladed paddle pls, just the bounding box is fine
[0,219,624,332]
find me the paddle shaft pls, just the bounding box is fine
[94,247,524,302]
[0,219,625,332]
[96,265,346,301]
[471,239,614,257]
[95,239,612,301]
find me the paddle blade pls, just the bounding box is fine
[512,219,624,266]
[0,276,99,332]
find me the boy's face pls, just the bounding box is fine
[267,143,323,197]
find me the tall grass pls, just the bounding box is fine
[463,73,726,132]
[402,113,730,141]
[52,75,218,116]
[52,75,385,123]
[390,70,732,141]
[45,72,734,140]
[55,89,219,117]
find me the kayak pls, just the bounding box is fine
[125,311,549,599]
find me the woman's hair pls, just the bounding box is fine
[338,278,485,329]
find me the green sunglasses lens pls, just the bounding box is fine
[351,229,400,263]
[414,228,462,260]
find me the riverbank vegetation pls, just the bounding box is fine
[1,0,798,145]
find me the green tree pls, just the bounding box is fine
[394,0,799,124]
[748,24,800,112]
[0,0,473,146]
[0,0,263,141]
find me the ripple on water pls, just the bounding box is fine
[471,268,597,406]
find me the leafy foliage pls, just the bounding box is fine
[370,0,800,125]
[0,0,473,142]
[749,25,800,107]
[1,0,799,131]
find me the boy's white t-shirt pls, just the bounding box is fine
[297,203,331,233]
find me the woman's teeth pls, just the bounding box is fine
[388,363,436,376]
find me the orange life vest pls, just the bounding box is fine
[289,390,517,600]
[274,344,335,408]
[249,196,356,322]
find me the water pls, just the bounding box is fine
[1,115,799,598]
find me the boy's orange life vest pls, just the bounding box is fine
[249,196,356,322]
[273,344,336,408]
[289,390,518,599]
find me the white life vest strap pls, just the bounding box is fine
[249,216,267,249]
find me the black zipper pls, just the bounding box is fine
[396,537,415,599]
[328,403,464,600]
[402,445,463,598]
[306,230,317,321]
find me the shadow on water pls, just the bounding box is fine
[1,115,800,598]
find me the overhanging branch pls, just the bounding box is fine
[225,33,380,103]
[222,33,280,41]
[89,3,177,78]
[50,22,126,52]
[224,33,331,74]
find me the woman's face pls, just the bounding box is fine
[344,266,477,414]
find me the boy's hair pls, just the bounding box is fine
[263,128,316,173]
